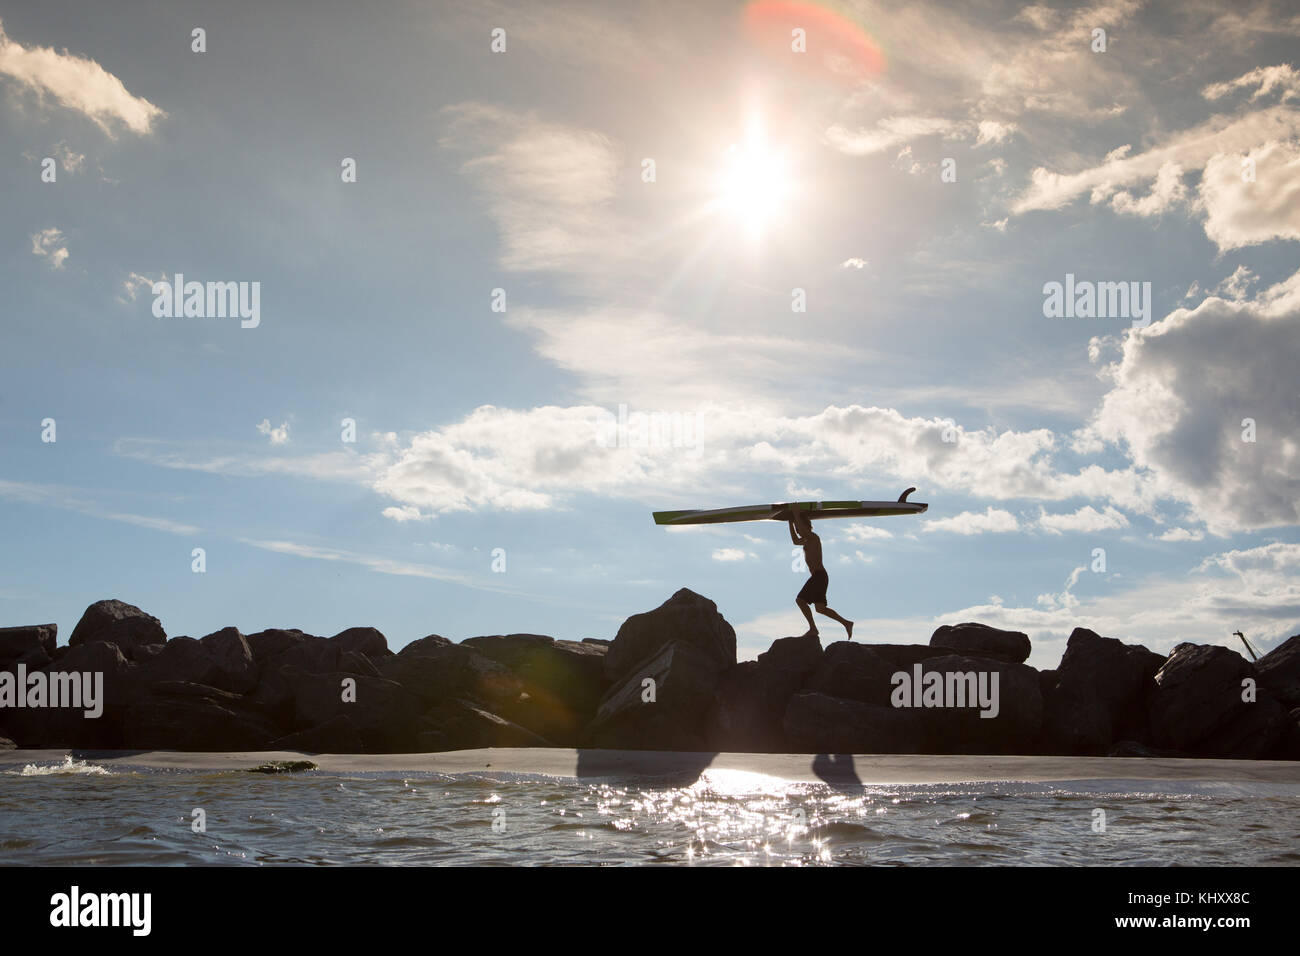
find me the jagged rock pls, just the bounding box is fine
[1042,628,1164,754]
[707,634,824,751]
[463,634,607,743]
[328,626,392,659]
[915,655,1044,753]
[420,698,553,751]
[930,622,1031,664]
[68,600,166,659]
[0,735,14,750]
[246,628,312,664]
[261,631,389,677]
[268,715,364,753]
[0,641,135,748]
[604,589,736,682]
[0,624,57,669]
[198,627,257,693]
[1256,633,1300,709]
[1148,644,1288,758]
[286,670,420,752]
[378,641,520,710]
[803,642,895,705]
[868,644,955,668]
[137,631,257,695]
[589,640,721,751]
[123,682,281,751]
[783,692,927,753]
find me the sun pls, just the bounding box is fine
[715,136,792,239]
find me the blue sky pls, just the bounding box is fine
[3,0,1299,669]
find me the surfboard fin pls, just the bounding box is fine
[898,487,916,502]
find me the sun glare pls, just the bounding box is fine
[716,137,792,239]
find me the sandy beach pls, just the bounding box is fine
[5,748,1300,785]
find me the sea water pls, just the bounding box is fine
[1,755,1297,865]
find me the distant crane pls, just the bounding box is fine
[1232,630,1259,661]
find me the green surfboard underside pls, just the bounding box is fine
[652,498,928,526]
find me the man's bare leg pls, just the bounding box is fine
[815,604,854,639]
[797,599,818,636]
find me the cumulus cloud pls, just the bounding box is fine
[1037,505,1130,534]
[0,18,164,135]
[923,507,1020,535]
[1198,140,1300,249]
[256,419,290,445]
[1085,268,1300,532]
[30,227,68,268]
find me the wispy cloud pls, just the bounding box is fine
[0,17,164,135]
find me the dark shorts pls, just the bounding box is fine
[797,569,829,605]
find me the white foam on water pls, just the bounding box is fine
[12,754,112,776]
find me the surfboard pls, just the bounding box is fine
[653,488,928,525]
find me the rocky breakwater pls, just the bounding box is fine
[0,594,1296,759]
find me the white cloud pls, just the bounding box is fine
[825,116,958,155]
[842,257,868,269]
[30,227,68,268]
[1037,505,1130,535]
[1198,140,1300,249]
[1157,527,1205,542]
[840,523,893,542]
[256,419,290,445]
[974,120,1017,146]
[0,18,164,135]
[1085,267,1300,533]
[1203,64,1300,104]
[711,548,751,562]
[923,507,1020,535]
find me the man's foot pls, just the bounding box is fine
[845,620,854,640]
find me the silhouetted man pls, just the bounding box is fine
[788,508,854,639]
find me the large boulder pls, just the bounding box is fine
[198,628,257,693]
[908,655,1044,753]
[245,628,313,664]
[260,634,387,681]
[463,634,607,744]
[930,622,1031,664]
[588,640,722,751]
[868,644,955,668]
[419,698,553,751]
[803,642,896,705]
[378,640,521,711]
[137,631,257,695]
[285,669,421,753]
[707,633,823,751]
[327,626,392,660]
[68,600,166,659]
[1256,633,1300,709]
[123,682,281,751]
[1042,628,1165,754]
[1148,644,1289,758]
[604,589,735,682]
[0,624,57,669]
[0,641,136,748]
[783,692,927,753]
